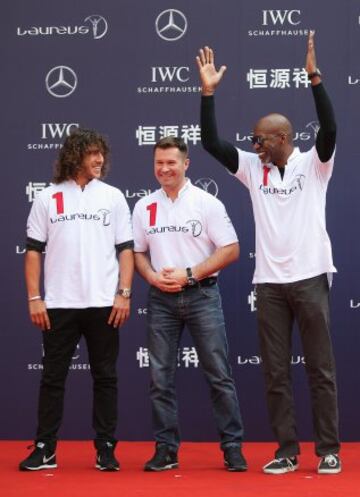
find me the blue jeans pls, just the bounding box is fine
[147,283,244,452]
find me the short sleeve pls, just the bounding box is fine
[132,200,148,253]
[205,196,238,248]
[26,194,48,243]
[114,190,133,245]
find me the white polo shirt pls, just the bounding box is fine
[234,145,336,283]
[132,179,238,273]
[27,179,133,308]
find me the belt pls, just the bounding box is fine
[184,276,217,289]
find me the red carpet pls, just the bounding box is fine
[1,442,358,497]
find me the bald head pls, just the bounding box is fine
[254,114,293,144]
[252,113,294,166]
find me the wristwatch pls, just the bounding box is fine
[307,68,321,80]
[117,288,132,298]
[186,267,197,286]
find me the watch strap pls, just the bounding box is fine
[307,69,321,80]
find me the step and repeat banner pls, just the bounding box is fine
[1,0,359,442]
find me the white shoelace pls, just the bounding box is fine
[267,457,296,468]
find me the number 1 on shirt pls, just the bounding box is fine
[52,192,64,214]
[146,202,157,226]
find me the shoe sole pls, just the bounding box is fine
[224,461,248,472]
[95,464,120,471]
[226,466,248,472]
[144,463,179,472]
[263,464,299,475]
[19,464,57,471]
[318,468,341,474]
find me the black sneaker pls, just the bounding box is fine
[318,454,341,474]
[19,442,57,471]
[144,445,178,472]
[263,456,299,474]
[224,447,248,472]
[95,441,120,471]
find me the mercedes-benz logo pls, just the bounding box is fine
[155,9,187,41]
[45,66,78,98]
[84,15,108,40]
[194,177,219,197]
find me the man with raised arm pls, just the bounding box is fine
[196,32,341,474]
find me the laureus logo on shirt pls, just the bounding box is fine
[50,208,111,226]
[146,219,202,237]
[186,220,202,237]
[260,174,306,195]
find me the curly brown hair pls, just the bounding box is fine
[53,128,110,184]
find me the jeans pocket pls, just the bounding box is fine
[199,284,218,299]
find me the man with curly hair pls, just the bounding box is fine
[19,128,134,472]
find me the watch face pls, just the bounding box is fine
[119,289,131,298]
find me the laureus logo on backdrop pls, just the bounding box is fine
[155,9,187,41]
[348,75,360,86]
[27,344,90,371]
[16,15,108,39]
[237,355,305,366]
[46,66,78,98]
[125,188,153,200]
[124,178,218,201]
[248,9,309,37]
[236,121,319,144]
[27,122,79,151]
[194,178,219,197]
[350,299,360,309]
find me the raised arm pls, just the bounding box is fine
[306,32,336,162]
[196,46,239,173]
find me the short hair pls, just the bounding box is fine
[153,136,188,157]
[53,128,110,184]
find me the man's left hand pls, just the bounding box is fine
[108,295,130,328]
[162,267,188,287]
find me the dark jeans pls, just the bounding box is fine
[147,284,244,452]
[256,274,340,458]
[36,307,119,447]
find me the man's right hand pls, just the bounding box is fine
[29,299,51,331]
[149,271,183,293]
[196,46,227,96]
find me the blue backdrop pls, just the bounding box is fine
[1,0,359,443]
